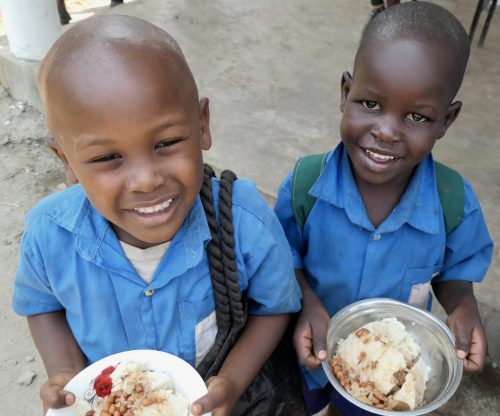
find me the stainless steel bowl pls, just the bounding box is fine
[321,298,462,415]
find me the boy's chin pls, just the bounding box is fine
[113,226,173,249]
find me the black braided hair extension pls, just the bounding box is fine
[196,165,247,379]
[218,169,247,333]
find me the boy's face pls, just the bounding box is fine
[48,52,211,248]
[340,39,461,189]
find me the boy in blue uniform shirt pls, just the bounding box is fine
[274,2,493,415]
[12,15,302,415]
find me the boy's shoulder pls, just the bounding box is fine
[212,177,272,222]
[25,184,88,232]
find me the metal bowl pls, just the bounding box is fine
[321,298,462,415]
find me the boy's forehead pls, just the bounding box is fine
[352,38,458,106]
[354,37,455,82]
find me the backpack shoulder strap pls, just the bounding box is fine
[292,152,329,229]
[434,161,465,235]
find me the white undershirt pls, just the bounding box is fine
[119,240,170,284]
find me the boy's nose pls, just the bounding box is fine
[373,116,401,143]
[126,161,165,193]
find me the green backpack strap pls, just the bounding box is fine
[292,152,329,229]
[292,155,464,235]
[434,161,464,235]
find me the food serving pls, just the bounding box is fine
[330,317,430,411]
[77,361,189,416]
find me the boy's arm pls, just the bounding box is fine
[28,311,86,413]
[432,179,492,375]
[432,280,487,374]
[191,313,289,415]
[294,269,329,369]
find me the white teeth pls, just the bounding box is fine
[134,199,172,214]
[365,149,395,160]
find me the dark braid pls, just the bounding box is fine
[196,165,247,379]
[219,170,247,332]
[197,165,308,415]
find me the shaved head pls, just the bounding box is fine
[355,1,470,100]
[39,15,198,137]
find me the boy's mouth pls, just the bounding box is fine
[362,147,398,162]
[133,198,173,214]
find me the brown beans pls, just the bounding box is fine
[355,328,370,338]
[142,396,154,407]
[373,389,386,402]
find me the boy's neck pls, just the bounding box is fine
[354,171,414,229]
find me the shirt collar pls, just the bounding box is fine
[47,185,212,282]
[310,142,440,234]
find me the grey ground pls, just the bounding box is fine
[0,0,499,415]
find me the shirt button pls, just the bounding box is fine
[144,289,155,296]
[373,233,381,240]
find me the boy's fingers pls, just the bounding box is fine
[41,387,75,411]
[303,355,322,371]
[462,326,488,374]
[293,324,313,362]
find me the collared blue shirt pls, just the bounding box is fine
[274,142,493,389]
[13,179,301,366]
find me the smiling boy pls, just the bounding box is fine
[12,15,303,415]
[274,2,493,415]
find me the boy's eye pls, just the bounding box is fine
[91,154,121,163]
[156,138,182,149]
[361,100,380,110]
[406,113,427,123]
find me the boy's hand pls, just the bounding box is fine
[294,292,329,371]
[446,302,488,375]
[40,371,77,414]
[190,375,236,416]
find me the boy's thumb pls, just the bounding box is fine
[190,401,204,416]
[313,335,327,361]
[454,327,471,359]
[190,394,215,416]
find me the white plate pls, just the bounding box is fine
[46,349,210,416]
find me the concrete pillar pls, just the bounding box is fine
[0,0,61,61]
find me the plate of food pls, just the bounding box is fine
[46,349,209,416]
[322,298,462,415]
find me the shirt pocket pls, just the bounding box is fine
[401,265,443,310]
[179,294,217,366]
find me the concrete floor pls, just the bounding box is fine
[0,0,499,414]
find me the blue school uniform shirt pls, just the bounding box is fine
[13,179,301,366]
[274,142,493,389]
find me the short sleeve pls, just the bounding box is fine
[12,215,63,316]
[434,179,493,283]
[274,171,305,270]
[232,181,301,315]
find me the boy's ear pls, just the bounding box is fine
[438,101,462,140]
[199,97,212,151]
[46,137,79,185]
[340,71,353,113]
